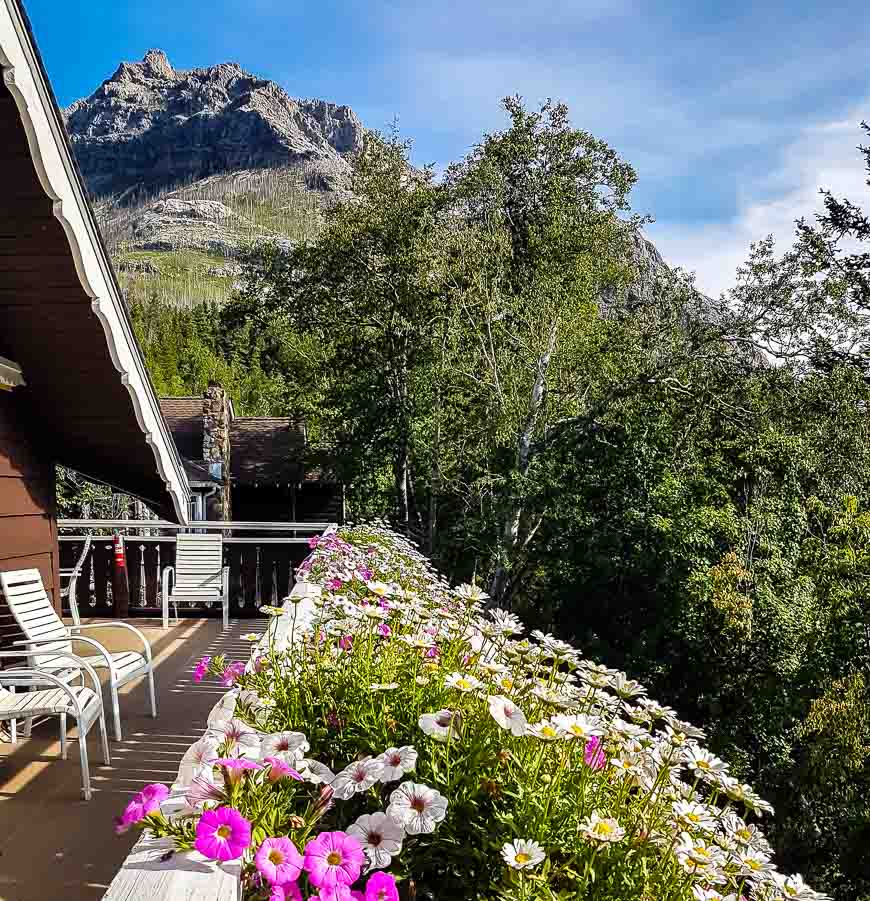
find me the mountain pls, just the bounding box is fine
[65,50,692,310]
[65,49,364,199]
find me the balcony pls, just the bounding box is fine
[57,519,332,620]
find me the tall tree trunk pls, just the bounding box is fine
[427,382,441,556]
[393,347,411,534]
[489,318,558,607]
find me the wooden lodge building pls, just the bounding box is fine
[159,386,343,526]
[0,0,189,627]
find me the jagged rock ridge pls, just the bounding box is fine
[65,49,364,198]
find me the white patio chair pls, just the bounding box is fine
[0,649,110,799]
[161,533,229,630]
[0,568,156,742]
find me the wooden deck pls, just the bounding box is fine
[0,617,256,901]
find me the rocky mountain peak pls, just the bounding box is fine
[65,50,365,199]
[142,49,174,80]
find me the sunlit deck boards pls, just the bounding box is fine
[0,617,254,901]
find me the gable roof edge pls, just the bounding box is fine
[0,0,189,523]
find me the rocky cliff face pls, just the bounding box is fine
[65,49,364,199]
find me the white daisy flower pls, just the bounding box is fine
[379,746,418,782]
[673,800,718,832]
[454,583,490,603]
[444,672,482,693]
[418,709,462,742]
[347,811,404,870]
[500,838,546,870]
[366,581,395,597]
[369,683,400,691]
[260,731,310,762]
[386,781,448,834]
[488,695,528,736]
[553,713,603,741]
[241,632,261,642]
[331,757,386,799]
[686,747,729,779]
[579,812,625,844]
[526,721,561,741]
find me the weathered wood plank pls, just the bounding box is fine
[101,836,241,901]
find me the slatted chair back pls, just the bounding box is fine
[173,534,224,596]
[0,568,72,666]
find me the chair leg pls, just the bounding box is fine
[222,596,229,630]
[77,715,92,801]
[147,669,157,718]
[99,709,111,765]
[110,682,122,742]
[60,713,68,760]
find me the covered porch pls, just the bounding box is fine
[0,616,256,900]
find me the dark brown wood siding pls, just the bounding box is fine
[0,391,59,647]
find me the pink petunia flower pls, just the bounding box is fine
[113,783,170,834]
[194,807,252,861]
[193,656,211,683]
[365,872,399,901]
[584,736,606,771]
[303,831,364,889]
[270,882,303,901]
[255,837,303,886]
[264,756,303,783]
[214,757,263,785]
[338,635,354,651]
[308,535,320,549]
[425,645,439,659]
[318,887,353,901]
[327,578,343,590]
[221,661,246,687]
[377,623,392,639]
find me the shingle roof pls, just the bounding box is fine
[158,397,203,461]
[230,418,307,485]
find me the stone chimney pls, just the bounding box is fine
[202,382,232,520]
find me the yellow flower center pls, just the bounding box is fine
[687,813,700,823]
[515,852,530,864]
[326,851,342,866]
[457,679,471,690]
[542,726,557,738]
[216,826,232,839]
[595,822,612,835]
[268,850,284,865]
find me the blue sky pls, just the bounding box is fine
[24,0,870,296]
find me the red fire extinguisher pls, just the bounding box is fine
[113,532,126,569]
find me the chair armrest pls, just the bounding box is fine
[70,622,152,663]
[0,649,103,701]
[14,634,118,679]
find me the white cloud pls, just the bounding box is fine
[648,109,870,297]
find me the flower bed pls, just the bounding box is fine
[114,525,828,900]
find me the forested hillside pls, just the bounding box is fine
[65,51,870,898]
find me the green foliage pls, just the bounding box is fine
[114,104,870,899]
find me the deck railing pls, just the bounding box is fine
[57,520,333,619]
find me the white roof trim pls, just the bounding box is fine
[0,0,189,523]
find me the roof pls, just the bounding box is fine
[0,0,189,522]
[230,418,307,485]
[158,397,203,461]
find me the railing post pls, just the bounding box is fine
[112,533,131,619]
